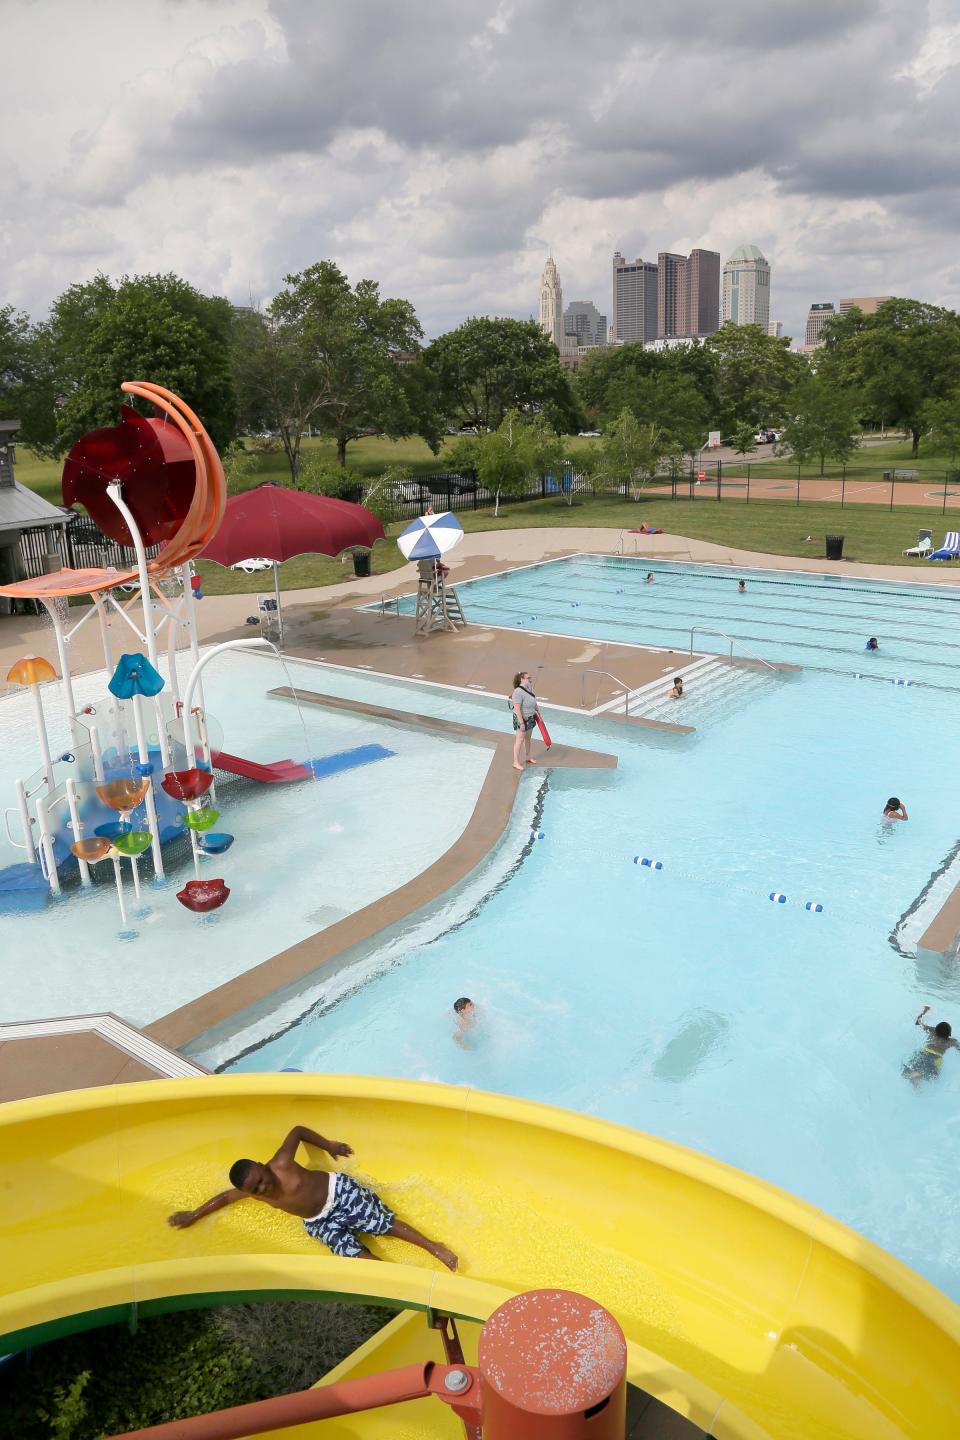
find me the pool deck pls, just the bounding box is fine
[4,526,960,1098]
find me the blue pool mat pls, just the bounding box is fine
[306,744,395,779]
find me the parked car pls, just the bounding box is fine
[578,429,601,438]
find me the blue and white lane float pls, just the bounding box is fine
[529,833,826,911]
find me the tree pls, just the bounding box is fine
[598,407,667,499]
[921,391,960,474]
[47,273,236,453]
[233,263,435,481]
[704,323,804,433]
[731,421,759,458]
[448,409,544,517]
[575,341,718,435]
[0,305,57,450]
[423,317,580,434]
[779,372,861,474]
[836,299,960,455]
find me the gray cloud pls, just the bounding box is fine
[2,0,959,346]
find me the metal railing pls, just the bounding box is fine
[689,625,777,671]
[378,594,401,617]
[580,668,633,715]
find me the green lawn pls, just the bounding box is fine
[738,439,954,482]
[194,493,956,596]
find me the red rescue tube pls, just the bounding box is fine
[535,713,552,748]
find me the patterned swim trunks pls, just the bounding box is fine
[303,1173,395,1258]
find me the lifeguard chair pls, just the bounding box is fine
[415,557,467,635]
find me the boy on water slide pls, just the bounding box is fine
[167,1123,458,1270]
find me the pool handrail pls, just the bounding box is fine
[580,667,633,715]
[688,624,778,671]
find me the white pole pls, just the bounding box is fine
[131,695,164,879]
[273,561,284,645]
[89,721,105,785]
[65,779,92,885]
[30,685,56,793]
[129,856,142,902]
[42,601,77,721]
[181,637,272,767]
[111,855,128,927]
[35,795,60,894]
[94,597,127,761]
[105,483,171,768]
[15,779,37,865]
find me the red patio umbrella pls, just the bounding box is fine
[199,484,384,640]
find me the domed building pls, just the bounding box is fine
[722,243,771,329]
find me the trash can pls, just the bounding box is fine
[352,550,371,578]
[825,534,845,560]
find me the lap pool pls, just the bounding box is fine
[225,558,960,1304]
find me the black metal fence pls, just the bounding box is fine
[17,516,161,583]
[373,467,594,522]
[635,461,960,513]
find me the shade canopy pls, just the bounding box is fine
[200,484,384,567]
[397,511,464,560]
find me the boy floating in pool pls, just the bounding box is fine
[902,1007,960,1087]
[167,1123,458,1270]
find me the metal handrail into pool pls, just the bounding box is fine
[689,624,778,671]
[580,668,632,715]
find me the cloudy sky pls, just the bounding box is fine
[4,0,960,344]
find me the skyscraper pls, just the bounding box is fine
[611,251,658,343]
[564,300,607,347]
[657,252,686,338]
[683,249,721,336]
[539,257,564,347]
[657,249,720,338]
[805,302,835,347]
[838,296,894,316]
[722,244,771,329]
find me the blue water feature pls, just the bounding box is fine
[233,561,960,1305]
[307,744,394,779]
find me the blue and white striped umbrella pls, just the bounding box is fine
[397,510,464,560]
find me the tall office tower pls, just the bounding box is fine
[539,256,564,346]
[611,251,658,342]
[722,244,771,329]
[805,302,835,346]
[767,320,783,338]
[657,252,687,338]
[838,295,894,316]
[683,248,721,336]
[564,300,607,346]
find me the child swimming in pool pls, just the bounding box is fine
[903,1007,960,1087]
[883,797,908,821]
[668,676,684,698]
[452,996,477,1049]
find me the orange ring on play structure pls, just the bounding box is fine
[70,837,113,863]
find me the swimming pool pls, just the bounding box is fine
[0,651,493,1027]
[229,561,960,1304]
[390,554,960,688]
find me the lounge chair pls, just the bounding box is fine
[903,529,933,557]
[928,532,960,561]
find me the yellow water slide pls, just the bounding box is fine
[2,1075,958,1438]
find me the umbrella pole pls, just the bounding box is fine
[273,561,284,646]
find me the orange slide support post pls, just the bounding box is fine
[105,1289,626,1440]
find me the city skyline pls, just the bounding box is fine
[3,2,957,348]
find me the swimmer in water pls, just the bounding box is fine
[738,579,746,593]
[883,796,908,821]
[865,637,879,651]
[453,996,477,1049]
[645,572,655,583]
[668,676,684,699]
[903,1007,960,1087]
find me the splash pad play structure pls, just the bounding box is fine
[0,383,387,929]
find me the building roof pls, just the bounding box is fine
[0,481,68,534]
[726,243,767,264]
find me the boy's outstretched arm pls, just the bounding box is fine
[168,1187,245,1229]
[272,1125,354,1164]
